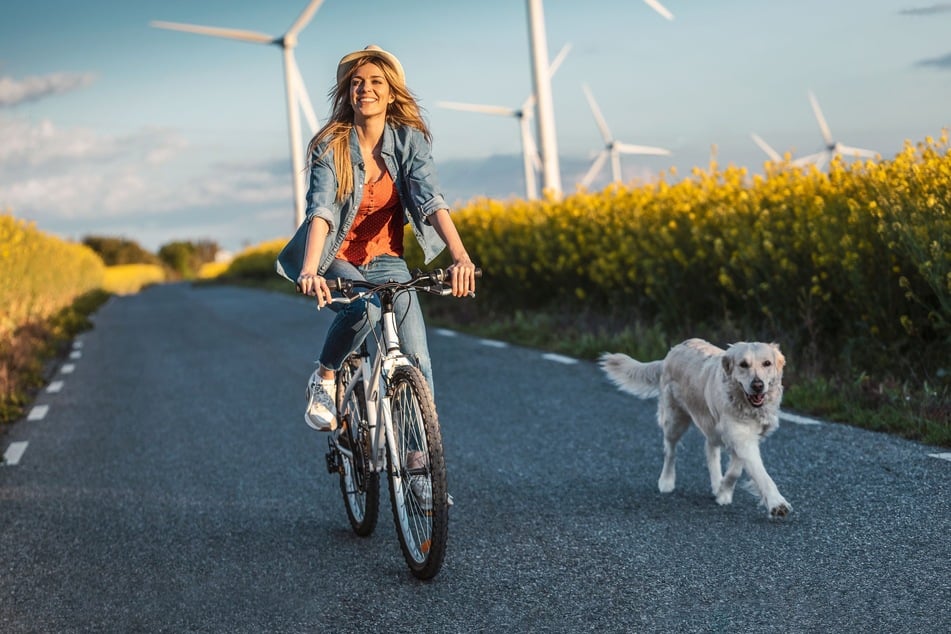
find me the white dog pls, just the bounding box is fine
[600,338,791,518]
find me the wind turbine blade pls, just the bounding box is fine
[814,152,830,171]
[615,142,671,156]
[582,84,613,144]
[751,133,782,162]
[808,91,834,146]
[582,151,608,188]
[287,0,325,38]
[150,20,275,45]
[289,55,319,134]
[837,144,878,159]
[643,0,675,21]
[792,152,823,167]
[437,101,516,117]
[529,141,543,171]
[549,43,572,77]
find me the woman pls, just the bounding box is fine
[277,45,477,432]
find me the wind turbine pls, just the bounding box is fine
[151,0,324,229]
[437,43,571,200]
[792,91,878,170]
[580,84,671,188]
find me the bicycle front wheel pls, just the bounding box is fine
[336,355,379,537]
[386,365,448,580]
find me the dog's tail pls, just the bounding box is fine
[599,352,663,399]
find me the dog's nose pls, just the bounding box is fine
[751,378,765,393]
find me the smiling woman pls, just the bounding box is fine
[276,44,477,434]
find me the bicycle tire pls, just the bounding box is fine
[336,355,379,537]
[386,365,448,580]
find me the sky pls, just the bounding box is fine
[1,0,949,254]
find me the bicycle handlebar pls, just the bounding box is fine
[320,267,482,304]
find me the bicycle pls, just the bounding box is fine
[319,267,479,580]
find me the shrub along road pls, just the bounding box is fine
[1,283,948,632]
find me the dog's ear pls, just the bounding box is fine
[721,354,734,374]
[771,343,786,371]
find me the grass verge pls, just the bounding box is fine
[0,290,111,425]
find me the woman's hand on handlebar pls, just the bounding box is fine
[446,259,478,298]
[297,272,333,308]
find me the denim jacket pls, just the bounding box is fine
[275,123,449,282]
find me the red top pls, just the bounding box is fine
[338,170,404,265]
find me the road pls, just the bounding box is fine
[1,283,948,633]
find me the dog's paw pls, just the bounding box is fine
[715,490,734,506]
[768,501,792,518]
[657,477,675,493]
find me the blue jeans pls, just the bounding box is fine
[318,255,435,394]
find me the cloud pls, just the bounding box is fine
[0,115,292,230]
[0,72,96,107]
[915,52,951,69]
[899,3,951,15]
[0,115,190,216]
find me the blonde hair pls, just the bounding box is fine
[307,52,431,202]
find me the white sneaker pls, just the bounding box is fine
[305,371,337,431]
[406,450,433,511]
[409,475,433,512]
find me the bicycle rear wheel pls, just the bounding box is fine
[386,365,448,580]
[335,355,379,537]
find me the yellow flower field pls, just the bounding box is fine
[406,132,949,377]
[0,213,105,339]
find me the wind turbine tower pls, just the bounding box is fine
[525,0,674,199]
[151,0,325,229]
[526,0,562,198]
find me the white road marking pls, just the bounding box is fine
[47,381,64,393]
[780,411,823,426]
[435,329,457,337]
[69,350,81,360]
[72,340,83,349]
[3,442,28,466]
[928,453,951,462]
[480,339,508,348]
[27,405,49,421]
[543,353,578,365]
[61,364,75,374]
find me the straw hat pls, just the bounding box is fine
[336,45,405,84]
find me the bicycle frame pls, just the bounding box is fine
[333,310,414,489]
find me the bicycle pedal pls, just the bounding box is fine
[325,450,339,474]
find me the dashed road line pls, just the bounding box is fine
[61,364,75,374]
[69,350,81,360]
[542,353,578,365]
[929,453,951,462]
[479,339,508,348]
[435,329,457,337]
[3,441,28,466]
[47,381,64,393]
[27,405,49,421]
[779,411,823,426]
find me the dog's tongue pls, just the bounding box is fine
[748,393,766,407]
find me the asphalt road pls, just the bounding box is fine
[1,283,948,633]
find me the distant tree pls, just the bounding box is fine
[157,240,219,279]
[82,236,159,266]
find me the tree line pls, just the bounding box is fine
[82,236,220,280]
